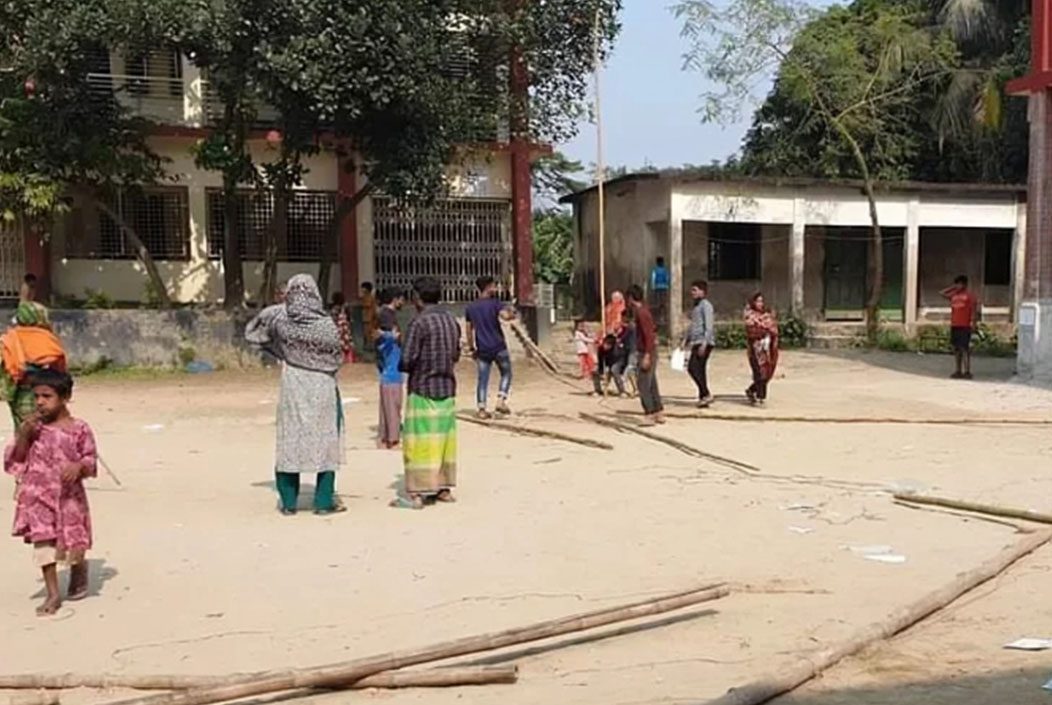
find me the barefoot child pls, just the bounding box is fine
[5,370,97,616]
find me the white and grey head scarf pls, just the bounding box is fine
[246,274,343,373]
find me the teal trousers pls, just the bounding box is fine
[275,471,335,512]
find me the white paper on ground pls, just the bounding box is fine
[342,397,361,405]
[1004,638,1052,651]
[1043,676,1052,692]
[782,502,817,511]
[142,424,165,432]
[788,526,814,535]
[864,553,907,564]
[849,545,894,556]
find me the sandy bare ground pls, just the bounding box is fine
[1,349,1051,705]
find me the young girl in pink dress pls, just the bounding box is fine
[5,369,97,616]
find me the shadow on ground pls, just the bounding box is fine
[804,348,1019,383]
[774,666,1052,705]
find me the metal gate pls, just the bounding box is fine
[0,221,25,299]
[372,196,512,303]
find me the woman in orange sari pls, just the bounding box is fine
[1,303,67,427]
[744,292,779,405]
[603,291,626,335]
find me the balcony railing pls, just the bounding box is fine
[86,71,509,142]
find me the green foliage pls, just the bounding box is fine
[973,323,1017,357]
[915,325,951,353]
[680,0,1030,185]
[779,314,810,348]
[82,288,115,310]
[716,323,747,349]
[533,208,574,285]
[876,327,912,352]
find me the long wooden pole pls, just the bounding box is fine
[457,413,614,450]
[4,694,59,705]
[893,493,1052,525]
[619,411,1052,426]
[703,530,1052,705]
[0,666,518,692]
[594,2,607,332]
[579,412,760,475]
[104,584,729,705]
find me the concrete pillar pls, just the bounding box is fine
[1012,201,1028,322]
[790,197,805,316]
[181,55,204,126]
[669,193,685,344]
[904,197,921,333]
[1018,90,1052,381]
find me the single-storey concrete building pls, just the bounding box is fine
[562,172,1026,341]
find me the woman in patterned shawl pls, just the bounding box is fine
[1,302,67,428]
[744,292,779,405]
[245,274,347,515]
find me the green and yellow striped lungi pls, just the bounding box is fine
[402,394,457,496]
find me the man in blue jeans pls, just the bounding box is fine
[465,276,516,419]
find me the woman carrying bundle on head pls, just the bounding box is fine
[1,302,67,429]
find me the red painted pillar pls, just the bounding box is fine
[23,224,51,301]
[509,10,534,307]
[337,152,360,297]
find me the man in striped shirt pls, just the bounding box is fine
[397,277,461,509]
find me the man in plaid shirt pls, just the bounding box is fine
[395,277,462,509]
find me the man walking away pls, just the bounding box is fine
[465,276,516,419]
[649,257,671,333]
[684,280,715,408]
[940,275,979,380]
[396,277,461,509]
[626,285,664,426]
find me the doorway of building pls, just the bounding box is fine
[823,228,903,321]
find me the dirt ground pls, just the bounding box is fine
[2,348,1052,705]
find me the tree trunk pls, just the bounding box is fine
[259,180,287,305]
[220,100,247,311]
[830,118,883,344]
[317,182,374,301]
[94,199,172,309]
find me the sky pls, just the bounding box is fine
[560,0,754,174]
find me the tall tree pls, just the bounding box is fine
[0,0,179,306]
[675,0,955,340]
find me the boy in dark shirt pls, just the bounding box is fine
[464,276,516,419]
[592,334,628,396]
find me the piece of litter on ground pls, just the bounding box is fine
[848,545,894,556]
[1005,638,1052,651]
[342,397,361,405]
[1043,676,1052,692]
[258,400,273,405]
[782,502,816,511]
[143,424,165,432]
[788,526,814,535]
[864,553,907,564]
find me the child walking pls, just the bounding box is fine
[573,320,595,379]
[5,370,97,616]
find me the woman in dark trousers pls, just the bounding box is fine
[744,292,779,404]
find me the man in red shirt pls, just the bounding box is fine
[626,284,664,425]
[940,275,979,380]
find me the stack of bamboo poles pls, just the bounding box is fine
[1,584,729,705]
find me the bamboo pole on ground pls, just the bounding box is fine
[614,408,1047,425]
[457,413,613,450]
[0,666,518,692]
[4,694,59,705]
[615,410,1052,426]
[893,493,1052,525]
[703,530,1052,705]
[578,412,760,475]
[891,499,1032,533]
[104,584,730,705]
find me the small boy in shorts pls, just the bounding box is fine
[940,275,979,380]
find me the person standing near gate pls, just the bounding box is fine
[649,257,670,334]
[626,285,664,426]
[465,276,516,419]
[683,280,715,408]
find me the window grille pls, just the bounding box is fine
[372,196,512,303]
[207,189,336,262]
[67,188,190,260]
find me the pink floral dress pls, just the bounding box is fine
[5,419,97,554]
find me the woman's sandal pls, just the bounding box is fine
[435,490,456,504]
[389,496,424,510]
